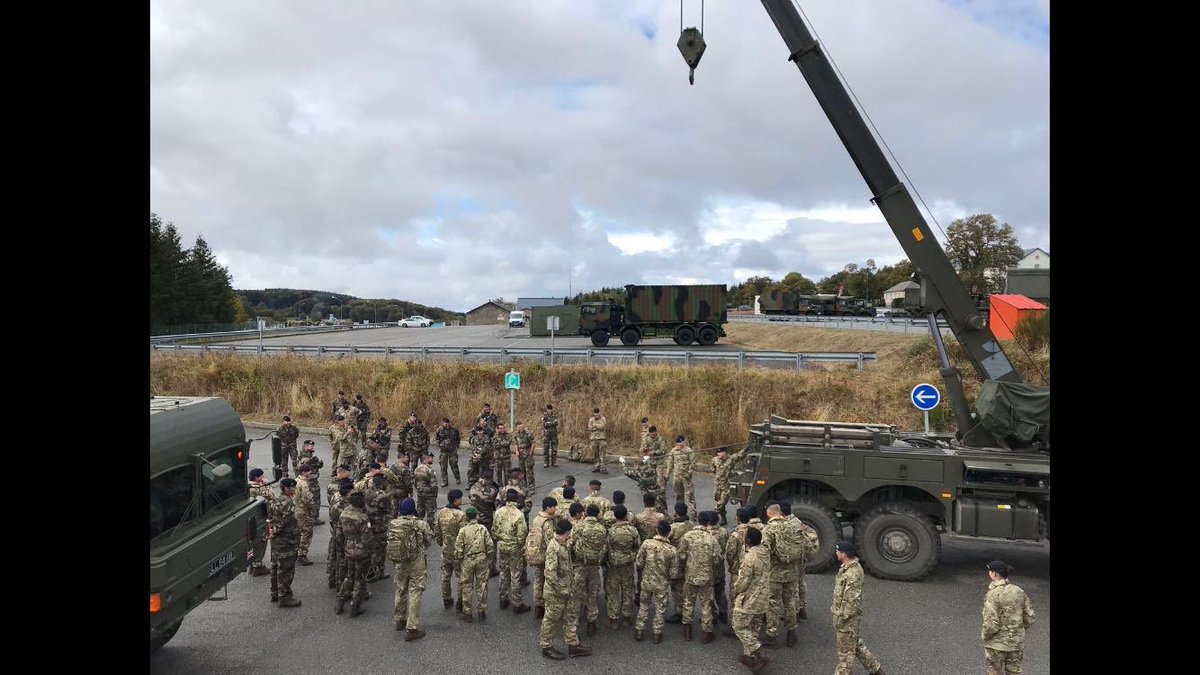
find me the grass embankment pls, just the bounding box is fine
[150,325,1048,456]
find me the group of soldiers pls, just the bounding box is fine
[252,398,1037,674]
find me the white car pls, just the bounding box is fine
[398,315,434,328]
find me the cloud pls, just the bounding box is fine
[151,0,1048,311]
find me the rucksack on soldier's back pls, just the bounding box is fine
[387,518,424,563]
[772,523,804,565]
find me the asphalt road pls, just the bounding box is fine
[150,431,1050,674]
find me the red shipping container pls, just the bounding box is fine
[988,294,1048,340]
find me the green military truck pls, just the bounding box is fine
[729,414,1048,581]
[150,396,269,651]
[579,283,728,347]
[756,290,817,316]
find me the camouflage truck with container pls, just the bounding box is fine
[150,396,269,651]
[579,283,728,347]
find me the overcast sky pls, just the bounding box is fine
[151,0,1049,312]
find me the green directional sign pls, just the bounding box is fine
[504,371,520,390]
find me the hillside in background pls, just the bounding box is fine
[237,288,461,324]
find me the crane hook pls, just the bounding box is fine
[677,27,706,85]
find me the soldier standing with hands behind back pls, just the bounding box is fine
[542,404,559,468]
[982,560,1035,675]
[587,407,608,473]
[831,540,886,675]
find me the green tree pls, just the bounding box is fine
[945,214,1024,293]
[149,213,188,327]
[873,259,915,300]
[185,236,237,323]
[774,272,817,295]
[728,275,774,306]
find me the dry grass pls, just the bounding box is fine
[150,324,1049,457]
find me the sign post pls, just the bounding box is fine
[910,383,941,433]
[257,317,265,355]
[547,316,560,366]
[505,370,521,429]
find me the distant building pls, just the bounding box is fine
[1016,247,1050,270]
[883,281,919,308]
[515,297,568,311]
[464,301,514,325]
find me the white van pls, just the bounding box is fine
[509,310,526,328]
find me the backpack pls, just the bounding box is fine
[798,522,819,561]
[573,522,607,565]
[387,517,424,564]
[771,521,803,565]
[524,517,548,564]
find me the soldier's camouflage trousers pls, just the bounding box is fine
[338,556,370,607]
[732,609,764,656]
[519,456,535,491]
[497,547,525,605]
[282,445,299,477]
[795,570,807,610]
[590,440,607,471]
[680,582,715,631]
[270,548,297,599]
[531,563,546,608]
[672,477,697,521]
[985,647,1024,675]
[543,436,558,466]
[297,519,314,559]
[572,565,601,622]
[636,590,668,635]
[539,590,580,649]
[835,619,881,675]
[711,572,728,620]
[605,564,636,620]
[493,453,512,482]
[336,444,358,471]
[439,451,460,485]
[441,553,459,601]
[467,454,489,486]
[327,535,344,587]
[459,556,490,614]
[393,559,427,630]
[417,493,438,527]
[715,485,732,513]
[767,579,798,636]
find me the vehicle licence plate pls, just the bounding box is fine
[209,550,235,576]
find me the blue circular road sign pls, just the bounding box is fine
[910,383,941,411]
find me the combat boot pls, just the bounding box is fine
[609,618,618,630]
[350,602,364,617]
[297,556,313,566]
[541,648,566,661]
[395,620,405,631]
[270,594,279,603]
[535,605,545,618]
[478,611,487,622]
[444,598,453,609]
[749,647,773,674]
[719,510,728,526]
[459,612,473,623]
[441,481,449,487]
[500,599,510,610]
[634,629,644,641]
[786,629,797,647]
[567,643,593,658]
[405,628,426,642]
[586,620,597,636]
[278,597,302,608]
[335,598,346,614]
[701,630,715,644]
[683,624,693,641]
[797,607,807,620]
[456,597,464,612]
[761,633,777,646]
[513,603,531,614]
[653,632,663,644]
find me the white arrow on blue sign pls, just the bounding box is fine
[505,371,521,390]
[910,383,940,411]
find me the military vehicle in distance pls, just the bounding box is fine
[720,1,1049,581]
[578,283,728,347]
[150,396,268,651]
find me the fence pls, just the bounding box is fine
[729,313,951,335]
[150,343,879,372]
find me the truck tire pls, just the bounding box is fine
[789,497,842,574]
[150,619,183,652]
[697,325,719,346]
[591,330,610,347]
[853,501,940,581]
[620,328,641,346]
[674,325,696,346]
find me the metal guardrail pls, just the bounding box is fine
[150,343,879,371]
[148,324,386,345]
[730,313,948,326]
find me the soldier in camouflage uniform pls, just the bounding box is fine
[370,417,392,461]
[341,402,363,447]
[337,491,374,617]
[700,510,731,625]
[622,455,665,513]
[397,414,417,460]
[762,502,804,647]
[780,501,820,620]
[982,560,1035,675]
[268,478,302,608]
[831,541,885,675]
[642,426,668,497]
[503,468,532,524]
[633,493,666,542]
[664,502,695,623]
[548,475,574,505]
[724,508,766,636]
[587,407,608,473]
[435,418,462,487]
[469,469,500,576]
[711,446,748,526]
[677,511,722,642]
[605,505,640,629]
[387,498,433,641]
[329,415,358,476]
[580,479,611,522]
[434,490,468,609]
[454,507,493,621]
[248,469,274,576]
[297,441,324,521]
[634,519,679,643]
[353,394,371,443]
[491,489,531,613]
[408,416,430,459]
[571,504,609,637]
[276,416,300,477]
[732,527,773,673]
[601,490,626,529]
[365,472,396,580]
[513,421,536,490]
[666,435,697,522]
[331,390,349,421]
[479,403,499,437]
[541,404,560,468]
[467,426,491,486]
[526,497,558,619]
[540,519,592,660]
[328,465,351,509]
[388,453,414,504]
[414,453,438,527]
[492,423,513,481]
[326,480,353,589]
[294,464,319,565]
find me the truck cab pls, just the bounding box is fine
[508,310,527,328]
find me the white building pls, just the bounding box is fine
[1016,247,1049,269]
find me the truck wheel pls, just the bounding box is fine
[790,497,842,573]
[620,328,641,346]
[590,330,610,347]
[697,325,719,346]
[674,325,696,346]
[853,501,940,581]
[150,619,183,652]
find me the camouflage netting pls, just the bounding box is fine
[975,381,1049,449]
